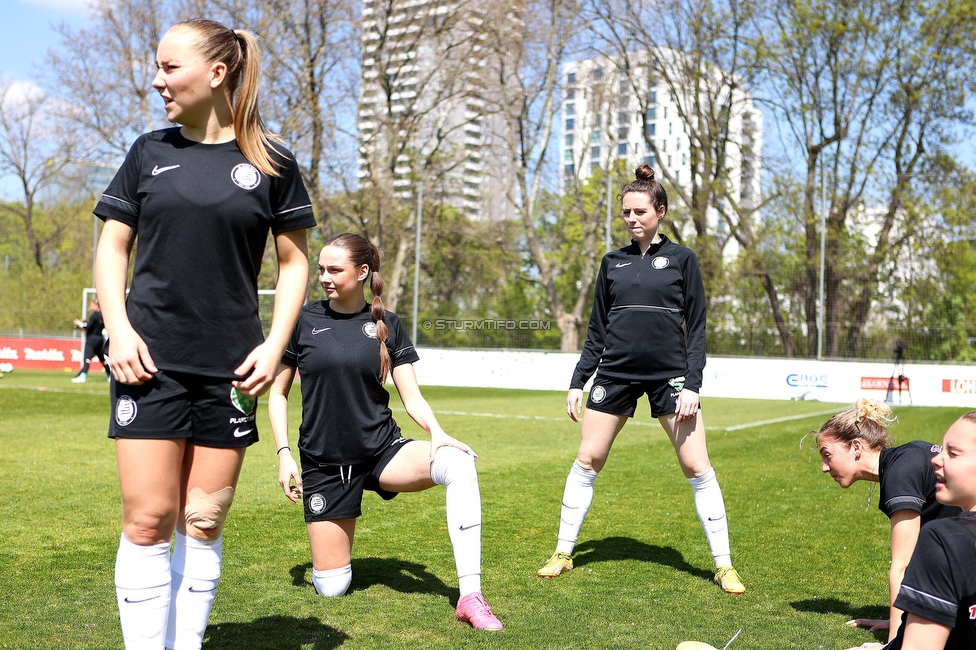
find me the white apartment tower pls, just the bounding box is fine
[560,52,762,254]
[358,0,511,220]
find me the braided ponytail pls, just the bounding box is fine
[324,233,391,382]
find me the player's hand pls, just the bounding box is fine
[108,326,157,385]
[430,427,477,460]
[675,388,700,422]
[567,388,584,422]
[233,341,280,397]
[277,451,302,503]
[845,619,889,632]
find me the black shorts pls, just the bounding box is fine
[586,375,687,418]
[300,437,413,522]
[108,370,259,448]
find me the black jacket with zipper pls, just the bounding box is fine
[571,235,706,393]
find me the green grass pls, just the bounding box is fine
[0,370,969,649]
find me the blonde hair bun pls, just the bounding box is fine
[854,398,894,426]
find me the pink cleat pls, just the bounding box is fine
[455,592,503,630]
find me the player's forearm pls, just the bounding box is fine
[94,223,135,336]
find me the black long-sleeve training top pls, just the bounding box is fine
[570,235,707,393]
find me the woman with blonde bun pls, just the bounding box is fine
[817,399,961,642]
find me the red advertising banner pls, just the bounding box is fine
[943,378,976,395]
[861,376,910,391]
[0,337,104,372]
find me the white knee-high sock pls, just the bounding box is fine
[165,533,221,650]
[312,564,352,596]
[430,446,481,597]
[115,532,171,650]
[687,467,731,567]
[556,460,598,555]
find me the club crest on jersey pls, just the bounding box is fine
[308,493,327,515]
[931,444,943,454]
[591,385,607,403]
[651,256,670,269]
[231,163,261,190]
[231,388,257,415]
[116,395,138,427]
[362,322,377,339]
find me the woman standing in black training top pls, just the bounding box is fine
[537,164,744,595]
[817,399,960,642]
[94,19,315,650]
[268,233,503,630]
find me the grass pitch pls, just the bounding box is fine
[0,370,969,649]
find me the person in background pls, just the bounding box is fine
[72,298,110,383]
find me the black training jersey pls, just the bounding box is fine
[878,441,962,523]
[85,311,105,340]
[571,236,707,392]
[281,301,420,466]
[94,128,316,378]
[887,513,976,650]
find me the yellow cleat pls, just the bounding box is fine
[714,565,745,594]
[537,551,573,578]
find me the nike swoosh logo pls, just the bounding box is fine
[615,262,632,267]
[188,585,218,593]
[707,515,726,521]
[234,427,253,437]
[459,523,481,531]
[151,164,181,176]
[311,327,331,335]
[123,595,162,604]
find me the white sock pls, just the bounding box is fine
[430,446,482,597]
[555,460,598,555]
[115,533,171,650]
[687,468,731,567]
[312,564,352,597]
[165,533,221,650]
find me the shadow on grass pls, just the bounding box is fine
[290,559,454,601]
[573,536,714,582]
[205,615,349,649]
[791,598,889,643]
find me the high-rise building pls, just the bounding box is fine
[560,52,762,254]
[357,0,512,220]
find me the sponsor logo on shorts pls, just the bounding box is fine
[308,493,327,515]
[651,256,670,269]
[668,376,685,391]
[231,163,261,190]
[116,395,137,427]
[233,427,253,438]
[362,322,377,339]
[231,388,257,415]
[591,385,607,403]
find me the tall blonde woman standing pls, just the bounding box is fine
[94,19,315,649]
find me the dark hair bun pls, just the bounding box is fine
[635,164,655,182]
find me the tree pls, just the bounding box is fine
[755,0,976,357]
[0,81,88,269]
[482,0,600,351]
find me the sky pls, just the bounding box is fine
[0,0,90,85]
